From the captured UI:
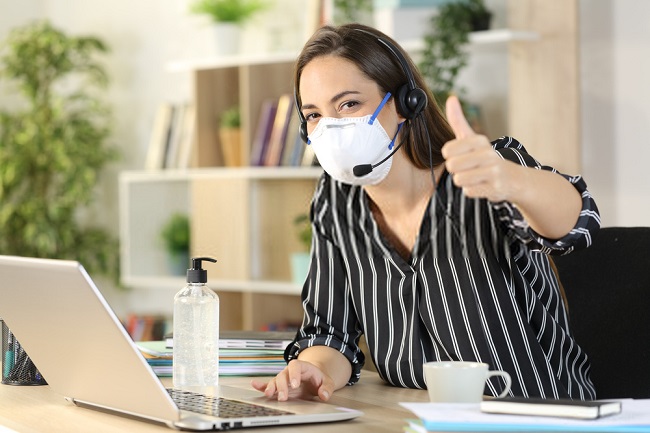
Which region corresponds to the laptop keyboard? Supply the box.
[167,389,293,419]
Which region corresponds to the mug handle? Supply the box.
[487,370,512,398]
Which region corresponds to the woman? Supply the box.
[252,23,600,402]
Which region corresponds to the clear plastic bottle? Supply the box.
[173,257,219,391]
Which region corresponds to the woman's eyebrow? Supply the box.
[300,90,362,111]
[330,90,361,104]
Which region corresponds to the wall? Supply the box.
[611,0,650,225]
[580,0,616,227]
[0,0,44,106]
[580,0,650,227]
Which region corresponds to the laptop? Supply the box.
[0,255,362,430]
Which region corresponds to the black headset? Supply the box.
[296,28,428,144]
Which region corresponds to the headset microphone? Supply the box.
[353,140,404,177]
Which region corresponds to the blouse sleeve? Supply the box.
[283,175,365,385]
[489,136,601,255]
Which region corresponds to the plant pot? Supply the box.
[167,250,190,276]
[213,23,240,56]
[290,252,310,285]
[219,127,243,167]
[471,11,492,32]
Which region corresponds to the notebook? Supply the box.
[0,256,362,430]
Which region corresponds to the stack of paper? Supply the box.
[216,331,295,350]
[138,331,294,378]
[400,400,650,432]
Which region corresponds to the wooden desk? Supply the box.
[0,372,428,432]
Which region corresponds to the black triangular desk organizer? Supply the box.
[1,320,47,386]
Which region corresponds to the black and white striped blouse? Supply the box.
[285,136,601,399]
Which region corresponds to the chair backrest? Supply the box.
[553,227,650,399]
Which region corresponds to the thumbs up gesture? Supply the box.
[441,95,514,202]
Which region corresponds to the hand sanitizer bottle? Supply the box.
[173,257,219,391]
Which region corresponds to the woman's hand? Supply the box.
[441,95,583,239]
[441,95,518,203]
[251,359,336,402]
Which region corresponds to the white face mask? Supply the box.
[307,93,402,186]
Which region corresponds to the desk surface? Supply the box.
[0,372,428,432]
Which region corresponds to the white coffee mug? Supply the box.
[423,361,511,403]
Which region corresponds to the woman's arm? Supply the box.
[499,163,582,239]
[252,175,362,401]
[442,96,583,240]
[296,345,353,390]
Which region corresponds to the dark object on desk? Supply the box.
[1,320,47,386]
[553,226,650,399]
[480,397,622,420]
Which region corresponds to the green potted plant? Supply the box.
[190,0,267,56]
[419,0,492,106]
[160,213,191,276]
[333,0,373,25]
[219,105,242,166]
[0,20,119,283]
[290,213,311,285]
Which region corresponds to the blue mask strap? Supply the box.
[388,121,404,150]
[368,92,392,125]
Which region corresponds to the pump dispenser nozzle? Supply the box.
[186,257,217,283]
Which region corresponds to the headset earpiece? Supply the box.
[294,88,310,144]
[299,118,309,144]
[396,84,427,120]
[361,29,428,120]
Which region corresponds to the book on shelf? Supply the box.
[480,397,622,420]
[144,102,196,170]
[176,104,196,169]
[264,93,293,166]
[250,98,278,166]
[164,103,187,169]
[282,109,306,167]
[144,102,174,170]
[125,314,171,342]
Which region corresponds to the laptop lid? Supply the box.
[0,256,362,430]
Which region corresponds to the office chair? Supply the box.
[553,226,650,399]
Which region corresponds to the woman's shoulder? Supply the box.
[491,136,541,168]
[491,136,527,152]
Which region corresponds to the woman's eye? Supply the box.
[305,112,320,122]
[340,100,360,112]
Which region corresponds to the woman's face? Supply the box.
[298,55,404,138]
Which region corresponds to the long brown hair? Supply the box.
[294,23,454,169]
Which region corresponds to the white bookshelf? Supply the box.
[166,51,298,73]
[167,29,539,73]
[400,28,539,52]
[119,167,322,294]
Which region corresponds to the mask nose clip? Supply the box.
[325,122,356,130]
